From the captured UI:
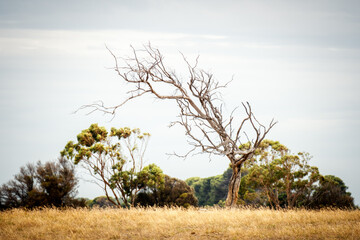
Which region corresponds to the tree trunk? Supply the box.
[225,164,242,207]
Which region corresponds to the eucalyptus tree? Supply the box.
[61,124,164,208]
[244,140,320,209]
[80,45,276,206]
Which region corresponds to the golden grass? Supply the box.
[1,207,359,240]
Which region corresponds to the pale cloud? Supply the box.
[0,29,229,58]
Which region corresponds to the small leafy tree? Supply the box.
[243,140,320,209]
[306,175,355,209]
[61,124,164,208]
[135,175,198,208]
[0,158,82,210]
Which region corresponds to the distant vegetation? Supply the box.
[86,175,198,209]
[86,196,117,208]
[0,126,355,210]
[135,175,198,208]
[60,124,197,209]
[186,140,355,209]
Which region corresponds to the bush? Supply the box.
[135,175,198,208]
[0,157,83,210]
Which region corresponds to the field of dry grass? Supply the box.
[1,207,359,239]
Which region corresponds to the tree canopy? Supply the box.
[135,175,198,208]
[242,140,320,209]
[306,175,355,209]
[187,140,355,209]
[0,158,84,210]
[186,169,232,206]
[61,124,164,208]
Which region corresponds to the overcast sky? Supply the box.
[0,0,359,204]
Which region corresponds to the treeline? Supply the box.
[0,124,199,210]
[59,124,198,209]
[85,174,199,209]
[0,161,198,210]
[186,140,355,209]
[0,123,356,210]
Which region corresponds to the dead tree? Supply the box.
[81,44,276,207]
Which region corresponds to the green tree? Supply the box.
[306,175,355,209]
[186,140,355,209]
[86,196,118,208]
[0,158,83,210]
[236,167,267,207]
[61,124,164,208]
[186,168,232,206]
[243,140,320,209]
[135,175,198,208]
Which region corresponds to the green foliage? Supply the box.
[242,140,321,209]
[61,124,162,208]
[0,158,83,210]
[187,140,354,209]
[305,175,355,209]
[86,196,120,208]
[135,175,198,208]
[137,164,165,189]
[186,168,233,206]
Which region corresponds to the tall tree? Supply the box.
[61,124,164,208]
[81,45,276,206]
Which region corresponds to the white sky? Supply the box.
[0,0,359,204]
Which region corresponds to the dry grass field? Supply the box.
[1,207,359,240]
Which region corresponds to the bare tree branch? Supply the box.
[79,44,277,207]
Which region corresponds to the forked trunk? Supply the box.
[225,164,242,207]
